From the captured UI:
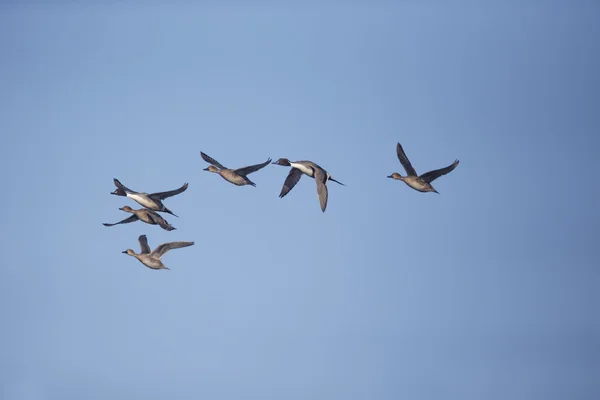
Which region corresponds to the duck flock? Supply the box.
[104,142,459,270]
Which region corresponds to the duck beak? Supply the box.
[387,175,394,178]
[203,167,210,171]
[121,250,128,254]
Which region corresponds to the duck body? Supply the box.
[111,178,188,217]
[272,158,344,212]
[131,254,166,270]
[103,206,176,231]
[122,235,194,270]
[388,143,459,194]
[216,168,257,186]
[201,151,271,187]
[388,174,438,193]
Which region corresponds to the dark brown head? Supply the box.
[272,158,291,167]
[111,188,126,196]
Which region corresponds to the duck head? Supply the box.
[272,158,291,167]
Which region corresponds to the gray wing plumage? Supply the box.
[420,160,460,183]
[201,152,227,170]
[279,168,303,198]
[151,183,189,200]
[234,158,272,176]
[152,241,194,258]
[146,211,166,225]
[102,214,139,227]
[138,235,152,254]
[314,168,328,212]
[396,143,418,176]
[147,212,175,231]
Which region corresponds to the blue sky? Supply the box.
[1,2,599,399]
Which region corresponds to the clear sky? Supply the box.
[1,2,599,399]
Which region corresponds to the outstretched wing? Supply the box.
[138,235,152,254]
[420,159,460,183]
[314,168,328,212]
[151,182,189,200]
[152,241,194,258]
[234,158,272,176]
[396,143,418,177]
[200,152,227,170]
[102,214,139,227]
[279,168,303,198]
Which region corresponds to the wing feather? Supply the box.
[200,152,227,170]
[420,160,460,183]
[138,235,152,254]
[279,168,303,198]
[396,143,418,176]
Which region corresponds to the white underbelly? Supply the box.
[291,163,313,176]
[127,193,156,209]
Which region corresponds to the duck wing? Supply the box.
[396,143,418,177]
[151,182,189,200]
[152,241,194,258]
[147,212,175,231]
[420,160,460,183]
[200,152,227,170]
[102,214,139,227]
[138,235,152,254]
[234,158,272,176]
[314,168,328,212]
[279,168,303,198]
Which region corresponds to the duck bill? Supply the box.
[387,175,394,178]
[203,167,210,171]
[121,250,128,254]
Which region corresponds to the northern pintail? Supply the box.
[122,234,194,270]
[103,206,176,231]
[272,158,344,212]
[111,178,188,217]
[388,143,459,193]
[201,151,271,187]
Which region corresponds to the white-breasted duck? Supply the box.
[272,158,344,212]
[201,151,271,187]
[111,178,188,217]
[388,143,459,193]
